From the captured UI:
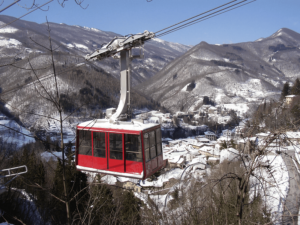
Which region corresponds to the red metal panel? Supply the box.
[93,157,107,170]
[151,157,158,170]
[108,159,124,172]
[77,126,140,135]
[126,161,143,174]
[145,161,152,177]
[77,154,93,168]
[157,154,164,167]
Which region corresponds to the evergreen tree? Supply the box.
[119,191,141,224]
[291,78,300,95]
[281,82,290,99]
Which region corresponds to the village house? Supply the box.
[169,140,182,147]
[197,137,210,143]
[123,181,142,192]
[189,142,205,149]
[285,132,300,145]
[201,105,211,113]
[176,111,189,118]
[204,131,217,141]
[208,106,217,114]
[198,146,220,158]
[233,126,244,138]
[222,129,232,138]
[168,156,186,169]
[199,110,208,117]
[285,95,296,107]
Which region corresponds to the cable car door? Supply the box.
[92,132,107,170]
[108,133,124,172]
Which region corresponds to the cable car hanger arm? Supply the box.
[85,30,155,61]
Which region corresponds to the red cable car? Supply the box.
[75,31,164,179]
[75,120,164,179]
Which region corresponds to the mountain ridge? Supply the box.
[140,27,300,113]
[0,15,191,85]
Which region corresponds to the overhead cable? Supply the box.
[154,0,238,34]
[156,0,256,39]
[0,0,20,13]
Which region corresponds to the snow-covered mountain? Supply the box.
[0,15,191,130]
[0,15,191,85]
[140,28,300,113]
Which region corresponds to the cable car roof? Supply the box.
[77,119,159,133]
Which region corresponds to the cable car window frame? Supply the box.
[93,132,106,158]
[143,133,150,162]
[125,134,142,162]
[156,128,162,156]
[149,131,157,159]
[78,130,92,156]
[109,133,123,160]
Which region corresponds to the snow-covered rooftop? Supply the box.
[77,119,159,132]
[204,131,216,136]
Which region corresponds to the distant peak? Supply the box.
[271,28,299,38]
[198,41,209,47]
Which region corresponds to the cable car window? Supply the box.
[156,128,162,155]
[149,131,156,159]
[149,131,156,147]
[93,132,105,158]
[144,133,149,149]
[144,133,150,162]
[78,130,92,156]
[109,133,123,160]
[125,134,142,162]
[150,146,156,159]
[156,129,162,143]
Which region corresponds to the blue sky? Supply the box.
[2,0,300,46]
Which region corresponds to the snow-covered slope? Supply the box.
[140,28,300,113]
[0,15,191,85]
[0,117,35,147]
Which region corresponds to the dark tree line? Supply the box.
[280,78,300,99]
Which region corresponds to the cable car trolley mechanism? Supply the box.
[76,31,164,180]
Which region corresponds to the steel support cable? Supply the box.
[0,0,20,13]
[154,0,238,35]
[156,0,256,38]
[156,0,255,39]
[155,0,249,39]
